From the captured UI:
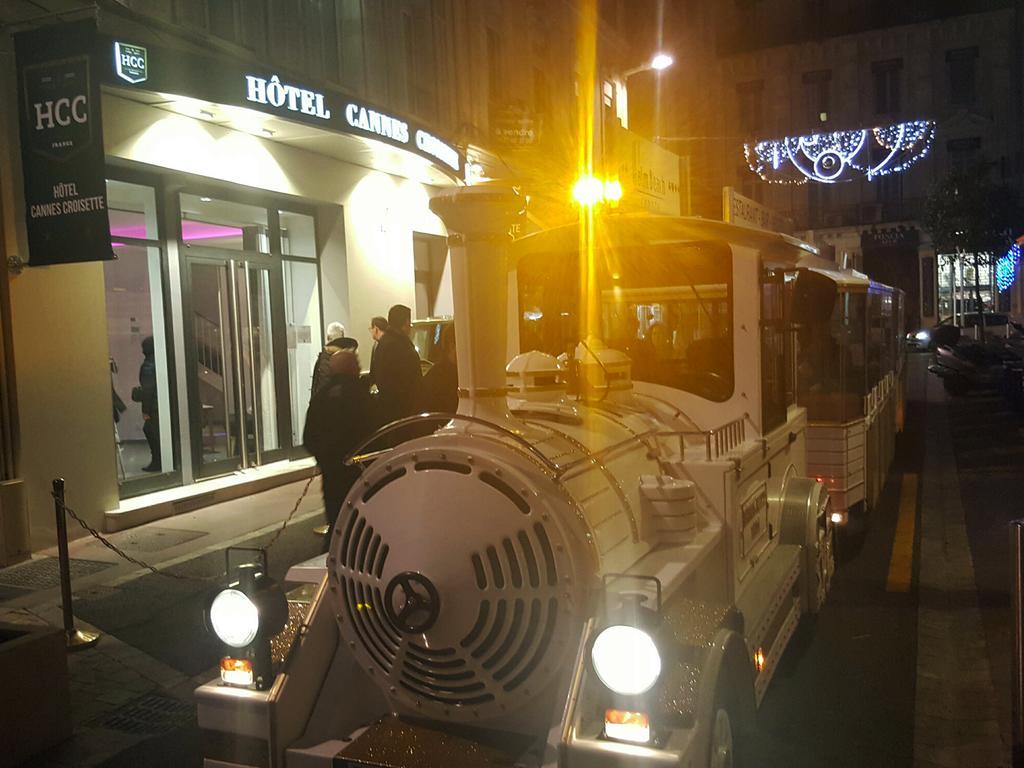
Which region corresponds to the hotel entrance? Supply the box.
[105,173,326,497]
[177,191,321,480]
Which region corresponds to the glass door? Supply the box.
[186,257,287,477]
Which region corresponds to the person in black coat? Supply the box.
[303,350,378,534]
[372,304,423,428]
[135,336,161,472]
[311,322,359,398]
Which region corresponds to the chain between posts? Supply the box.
[51,472,319,581]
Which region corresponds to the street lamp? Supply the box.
[650,53,674,72]
[622,52,675,78]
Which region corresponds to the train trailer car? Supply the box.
[795,256,906,528]
[195,187,837,768]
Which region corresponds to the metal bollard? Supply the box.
[52,478,100,652]
[1013,520,1024,767]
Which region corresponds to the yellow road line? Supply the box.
[886,473,919,592]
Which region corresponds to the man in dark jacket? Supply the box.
[368,315,387,383]
[303,350,377,535]
[373,304,423,427]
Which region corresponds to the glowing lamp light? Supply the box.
[753,647,766,673]
[650,53,674,71]
[603,179,623,203]
[591,625,662,695]
[572,175,605,207]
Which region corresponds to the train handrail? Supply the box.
[343,412,562,474]
[344,409,751,482]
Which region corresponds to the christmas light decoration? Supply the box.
[996,243,1020,293]
[745,119,936,184]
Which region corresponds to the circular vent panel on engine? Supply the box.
[327,445,586,722]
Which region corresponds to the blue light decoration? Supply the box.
[744,119,936,185]
[996,243,1021,293]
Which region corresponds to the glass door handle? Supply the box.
[243,261,262,467]
[228,261,249,469]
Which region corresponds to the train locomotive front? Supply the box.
[195,184,836,768]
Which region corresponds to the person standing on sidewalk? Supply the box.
[303,350,377,537]
[311,321,359,398]
[373,304,423,429]
[133,336,161,472]
[368,316,387,384]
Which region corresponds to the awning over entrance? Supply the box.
[97,32,464,188]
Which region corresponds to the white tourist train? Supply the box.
[194,185,885,768]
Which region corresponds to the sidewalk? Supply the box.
[913,361,1008,768]
[1,474,325,767]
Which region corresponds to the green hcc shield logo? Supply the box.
[114,42,147,84]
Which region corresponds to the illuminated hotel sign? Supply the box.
[100,38,464,178]
[114,42,147,84]
[345,103,410,142]
[344,103,461,172]
[245,75,331,120]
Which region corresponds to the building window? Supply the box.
[337,0,365,94]
[533,66,549,118]
[487,27,502,102]
[802,69,831,125]
[105,179,179,494]
[208,0,238,42]
[413,233,449,318]
[737,80,763,135]
[872,59,902,115]
[946,47,978,107]
[947,137,982,170]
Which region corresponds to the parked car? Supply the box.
[907,313,1023,350]
[410,317,453,374]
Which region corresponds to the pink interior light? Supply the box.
[108,220,243,241]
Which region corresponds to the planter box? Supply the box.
[0,623,71,767]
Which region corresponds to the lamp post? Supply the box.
[613,52,674,135]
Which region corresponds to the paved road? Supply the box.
[752,359,924,768]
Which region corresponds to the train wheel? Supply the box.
[709,707,735,768]
[780,478,834,614]
[809,500,835,613]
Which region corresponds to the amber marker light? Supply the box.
[220,657,254,687]
[754,647,766,673]
[605,709,651,744]
[603,178,623,203]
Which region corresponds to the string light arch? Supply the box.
[745,119,936,184]
[996,242,1021,293]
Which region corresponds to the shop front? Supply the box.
[1,24,463,548]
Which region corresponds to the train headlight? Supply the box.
[591,625,662,695]
[204,554,289,690]
[209,588,260,648]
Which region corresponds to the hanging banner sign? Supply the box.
[15,20,112,266]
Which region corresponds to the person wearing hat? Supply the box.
[310,321,359,397]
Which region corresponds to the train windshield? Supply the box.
[796,290,868,422]
[517,239,734,401]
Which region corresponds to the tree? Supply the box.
[923,161,1020,326]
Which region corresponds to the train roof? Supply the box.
[797,253,871,292]
[513,213,819,267]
